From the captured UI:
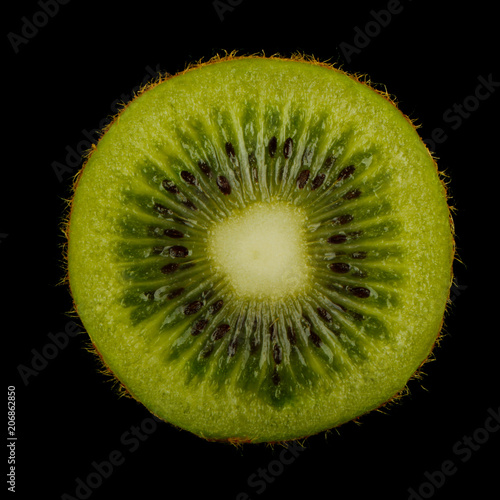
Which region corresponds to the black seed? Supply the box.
[348,286,371,298]
[324,156,336,169]
[162,179,179,194]
[143,291,155,301]
[154,203,171,216]
[164,229,184,238]
[152,246,164,255]
[332,214,354,225]
[181,170,197,185]
[338,165,356,181]
[268,136,277,157]
[216,175,231,195]
[228,338,239,357]
[329,262,351,273]
[272,369,281,386]
[352,251,367,259]
[283,137,293,159]
[309,331,322,347]
[169,245,189,258]
[297,170,310,189]
[180,262,196,271]
[317,307,332,323]
[161,262,179,274]
[287,326,296,346]
[225,142,237,161]
[167,288,184,299]
[212,324,231,341]
[328,234,347,244]
[182,199,197,211]
[273,344,282,364]
[311,173,326,190]
[198,161,212,178]
[192,319,209,335]
[201,344,214,358]
[210,300,223,315]
[184,301,203,316]
[343,188,361,200]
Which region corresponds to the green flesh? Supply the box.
[68,57,453,443]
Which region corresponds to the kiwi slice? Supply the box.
[66,54,454,443]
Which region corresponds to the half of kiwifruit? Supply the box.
[65,54,454,444]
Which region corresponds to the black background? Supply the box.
[4,1,498,499]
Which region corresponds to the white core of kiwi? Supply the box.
[207,201,311,300]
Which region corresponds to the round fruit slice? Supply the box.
[66,55,454,443]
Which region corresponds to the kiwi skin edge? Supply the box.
[61,51,456,445]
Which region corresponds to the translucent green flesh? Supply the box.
[68,57,453,442]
